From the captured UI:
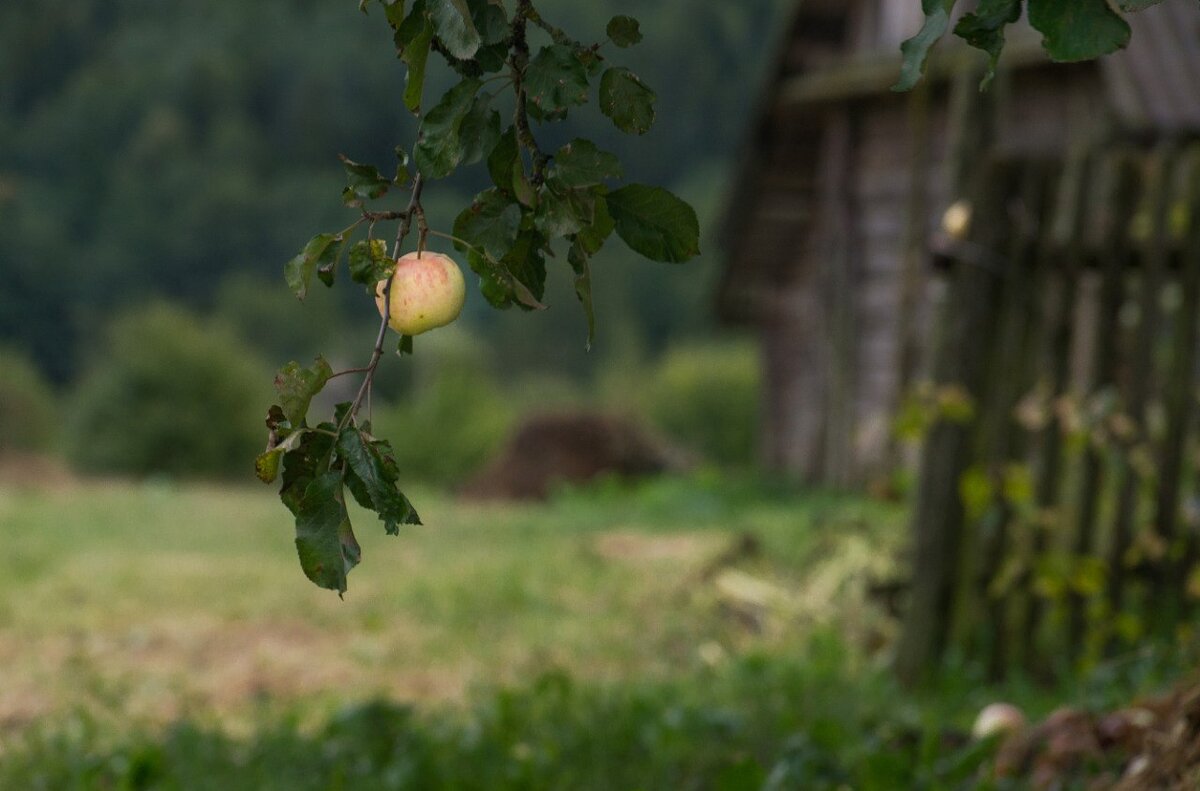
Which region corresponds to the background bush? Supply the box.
[371,329,518,488]
[0,346,57,453]
[630,340,761,468]
[64,304,270,478]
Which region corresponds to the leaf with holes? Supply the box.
[348,239,394,288]
[285,233,340,299]
[340,155,391,205]
[606,16,642,48]
[274,356,333,426]
[524,44,590,113]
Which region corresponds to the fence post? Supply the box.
[1105,146,1174,649]
[1067,152,1139,661]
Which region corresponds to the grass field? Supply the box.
[0,472,904,729]
[2,471,1191,788]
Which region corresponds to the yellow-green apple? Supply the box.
[374,251,466,335]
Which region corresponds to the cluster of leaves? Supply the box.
[268,0,700,591]
[257,357,421,594]
[897,0,1176,90]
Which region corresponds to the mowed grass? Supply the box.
[0,473,905,732]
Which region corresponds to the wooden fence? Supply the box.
[896,139,1200,682]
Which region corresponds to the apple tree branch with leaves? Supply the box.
[256,0,700,594]
[896,0,1175,90]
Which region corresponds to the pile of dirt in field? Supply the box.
[460,412,689,500]
[985,682,1200,789]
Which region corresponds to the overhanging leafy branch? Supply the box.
[895,0,1167,90]
[261,0,700,593]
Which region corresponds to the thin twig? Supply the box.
[524,4,577,47]
[337,173,426,435]
[511,0,549,185]
[328,366,371,380]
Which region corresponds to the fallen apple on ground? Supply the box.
[374,251,466,336]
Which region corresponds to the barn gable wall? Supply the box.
[727,0,1200,488]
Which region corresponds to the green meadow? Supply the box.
[1,474,1187,789]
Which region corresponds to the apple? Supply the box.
[972,702,1027,740]
[374,251,466,336]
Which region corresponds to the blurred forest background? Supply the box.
[0,0,789,480]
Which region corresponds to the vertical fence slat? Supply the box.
[1158,150,1200,628]
[1021,151,1089,673]
[1105,146,1174,647]
[1067,152,1140,661]
[896,70,997,684]
[971,166,1054,680]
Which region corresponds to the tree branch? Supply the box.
[511,0,549,185]
[337,173,426,434]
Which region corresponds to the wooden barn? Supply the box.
[719,0,1200,488]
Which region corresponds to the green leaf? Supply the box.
[468,0,508,44]
[893,0,956,92]
[338,428,421,535]
[428,0,481,59]
[487,126,520,191]
[576,190,614,254]
[606,184,700,263]
[413,78,481,178]
[453,188,521,261]
[274,356,334,427]
[317,251,337,288]
[457,92,502,166]
[339,155,391,205]
[1028,0,1130,62]
[294,471,361,594]
[348,239,394,287]
[383,0,408,28]
[599,67,655,135]
[397,3,435,114]
[535,179,596,238]
[503,231,549,310]
[552,139,622,187]
[256,429,306,484]
[278,429,335,515]
[606,16,642,47]
[464,233,548,311]
[568,239,596,348]
[284,233,339,300]
[466,248,515,309]
[954,0,1023,87]
[524,44,590,113]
